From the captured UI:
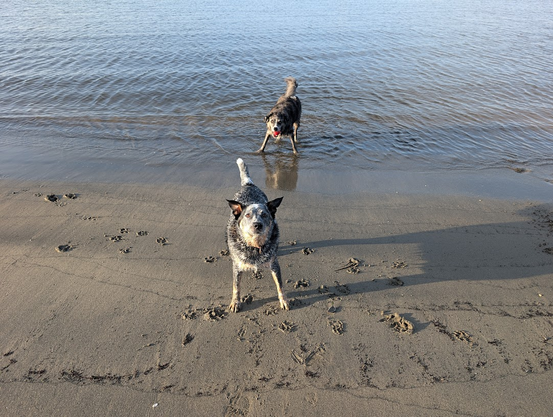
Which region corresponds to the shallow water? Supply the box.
[1,0,553,185]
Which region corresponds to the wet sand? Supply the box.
[1,174,553,416]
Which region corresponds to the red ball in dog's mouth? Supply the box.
[273,131,281,137]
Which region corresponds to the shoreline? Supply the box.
[1,152,551,201]
[1,175,553,416]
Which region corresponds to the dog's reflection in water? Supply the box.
[262,154,299,192]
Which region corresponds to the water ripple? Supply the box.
[1,0,552,181]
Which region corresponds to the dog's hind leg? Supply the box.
[270,259,289,310]
[257,132,272,153]
[229,267,243,312]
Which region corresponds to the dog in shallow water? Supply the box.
[257,77,302,154]
[226,158,288,312]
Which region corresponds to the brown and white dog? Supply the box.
[257,77,302,154]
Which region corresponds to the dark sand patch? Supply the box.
[55,244,74,253]
[44,194,58,202]
[388,276,404,286]
[294,279,310,289]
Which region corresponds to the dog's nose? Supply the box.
[273,126,279,131]
[253,222,263,231]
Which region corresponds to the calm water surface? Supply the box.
[1,0,552,185]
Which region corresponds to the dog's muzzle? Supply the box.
[253,222,263,232]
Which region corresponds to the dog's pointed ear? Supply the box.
[264,113,272,123]
[267,197,283,217]
[227,200,243,219]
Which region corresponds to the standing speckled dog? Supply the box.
[226,158,289,312]
[257,77,302,154]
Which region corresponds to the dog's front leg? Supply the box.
[257,132,272,153]
[291,124,299,154]
[270,259,289,310]
[229,266,243,312]
[289,136,298,154]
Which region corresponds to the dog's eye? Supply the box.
[245,213,251,218]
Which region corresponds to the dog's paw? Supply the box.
[229,300,242,313]
[279,296,290,311]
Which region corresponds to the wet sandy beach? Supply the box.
[1,170,552,416]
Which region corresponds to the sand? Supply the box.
[1,174,553,416]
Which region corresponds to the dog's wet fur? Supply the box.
[258,77,302,154]
[226,158,288,312]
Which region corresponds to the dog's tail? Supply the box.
[236,158,254,186]
[284,77,297,97]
